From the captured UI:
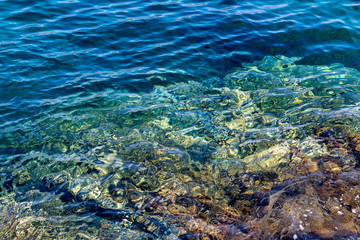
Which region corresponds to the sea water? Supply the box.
[1,1,360,239]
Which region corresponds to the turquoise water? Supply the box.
[1,1,360,239]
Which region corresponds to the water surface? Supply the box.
[1,0,360,239]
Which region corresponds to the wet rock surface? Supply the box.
[2,56,360,239]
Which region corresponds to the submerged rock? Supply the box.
[3,56,360,239]
[248,171,360,239]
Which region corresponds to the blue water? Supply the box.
[1,0,360,126]
[1,0,360,239]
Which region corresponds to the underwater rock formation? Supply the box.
[2,56,360,239]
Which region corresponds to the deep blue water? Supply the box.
[1,0,360,126]
[2,0,360,239]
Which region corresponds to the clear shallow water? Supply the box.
[1,0,360,239]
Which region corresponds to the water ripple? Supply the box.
[1,5,360,235]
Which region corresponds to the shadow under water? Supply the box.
[2,56,360,239]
